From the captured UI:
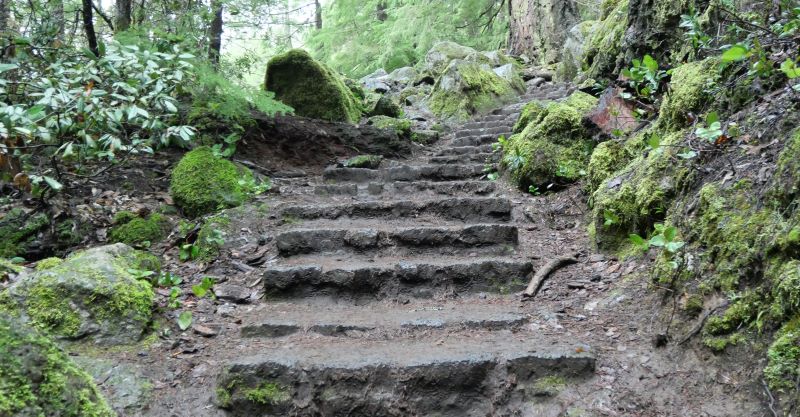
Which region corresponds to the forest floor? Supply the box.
[59,83,775,417]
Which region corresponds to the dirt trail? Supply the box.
[82,83,769,417]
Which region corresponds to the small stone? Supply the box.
[214,284,250,304]
[192,324,218,337]
[589,254,605,263]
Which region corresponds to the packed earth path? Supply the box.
[87,83,770,417]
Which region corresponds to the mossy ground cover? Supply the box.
[109,212,171,247]
[0,314,115,417]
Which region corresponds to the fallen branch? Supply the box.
[522,256,578,298]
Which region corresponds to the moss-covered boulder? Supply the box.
[265,49,361,123]
[582,0,629,80]
[429,60,522,121]
[0,208,49,258]
[1,244,157,345]
[500,91,599,189]
[0,314,115,417]
[109,212,170,247]
[170,147,255,218]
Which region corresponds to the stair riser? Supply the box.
[314,181,497,197]
[263,261,533,299]
[451,135,503,147]
[241,316,529,338]
[217,354,596,417]
[455,127,510,139]
[323,165,485,183]
[435,145,493,156]
[275,225,519,256]
[429,153,499,164]
[279,198,512,222]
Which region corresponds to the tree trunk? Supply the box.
[208,0,223,66]
[314,0,322,29]
[507,0,579,64]
[115,0,132,32]
[0,0,9,36]
[82,0,99,56]
[376,1,387,21]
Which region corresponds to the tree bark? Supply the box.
[82,0,99,57]
[314,0,322,29]
[115,0,132,32]
[208,0,223,66]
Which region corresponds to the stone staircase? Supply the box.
[214,82,591,416]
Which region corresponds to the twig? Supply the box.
[521,256,578,298]
[678,302,729,345]
[762,379,779,417]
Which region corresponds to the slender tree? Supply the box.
[82,0,99,56]
[315,0,322,29]
[115,0,132,32]
[208,0,223,66]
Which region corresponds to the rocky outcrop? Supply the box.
[429,59,524,121]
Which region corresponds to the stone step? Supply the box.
[429,152,498,164]
[240,299,529,338]
[217,333,596,416]
[262,256,532,299]
[471,114,508,123]
[452,134,507,147]
[313,180,497,197]
[455,126,510,139]
[461,120,513,130]
[278,197,512,222]
[434,144,493,156]
[323,164,485,183]
[274,224,518,256]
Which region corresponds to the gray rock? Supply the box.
[3,243,157,345]
[386,66,418,84]
[214,284,251,304]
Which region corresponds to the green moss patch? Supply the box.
[589,130,693,249]
[765,317,800,391]
[265,49,361,123]
[170,147,255,218]
[367,115,412,137]
[343,155,383,169]
[582,0,629,79]
[109,212,170,247]
[658,59,718,130]
[0,208,49,259]
[0,314,115,417]
[587,140,632,195]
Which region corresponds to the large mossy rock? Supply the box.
[265,49,361,123]
[429,60,523,121]
[500,91,599,189]
[424,41,478,75]
[170,146,255,218]
[1,244,158,345]
[0,314,115,417]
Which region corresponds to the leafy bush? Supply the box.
[0,40,197,193]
